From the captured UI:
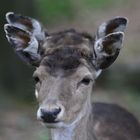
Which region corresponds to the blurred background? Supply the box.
[0,0,140,140]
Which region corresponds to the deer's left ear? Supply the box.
[93,17,128,70]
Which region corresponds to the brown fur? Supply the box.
[40,30,94,73]
[4,13,140,140]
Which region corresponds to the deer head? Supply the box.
[4,12,128,128]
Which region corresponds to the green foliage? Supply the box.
[83,0,113,9]
[79,0,132,10]
[35,0,75,24]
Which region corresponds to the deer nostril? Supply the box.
[53,108,61,116]
[40,108,61,123]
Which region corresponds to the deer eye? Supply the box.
[80,77,92,85]
[33,76,40,84]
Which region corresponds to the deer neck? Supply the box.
[50,102,93,140]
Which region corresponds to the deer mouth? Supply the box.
[44,121,65,128]
[38,115,62,127]
[42,119,60,124]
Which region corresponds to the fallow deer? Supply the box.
[4,12,140,140]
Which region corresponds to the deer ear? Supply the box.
[94,32,124,69]
[4,12,47,66]
[93,17,128,72]
[96,16,128,39]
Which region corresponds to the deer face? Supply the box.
[32,31,96,127]
[34,64,95,127]
[4,12,128,128]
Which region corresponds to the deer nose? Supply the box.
[39,107,61,123]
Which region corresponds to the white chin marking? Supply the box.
[35,90,39,98]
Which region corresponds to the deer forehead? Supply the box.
[42,30,94,59]
[38,38,95,76]
[34,64,94,85]
[43,29,93,47]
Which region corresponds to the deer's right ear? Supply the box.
[4,12,47,66]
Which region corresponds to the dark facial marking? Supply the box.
[41,47,81,73]
[40,30,94,73]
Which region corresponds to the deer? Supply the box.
[4,12,140,140]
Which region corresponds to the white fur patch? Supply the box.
[35,90,39,98]
[37,108,42,121]
[96,22,107,39]
[53,127,73,140]
[94,38,103,53]
[23,37,38,53]
[95,70,102,78]
[32,19,45,41]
